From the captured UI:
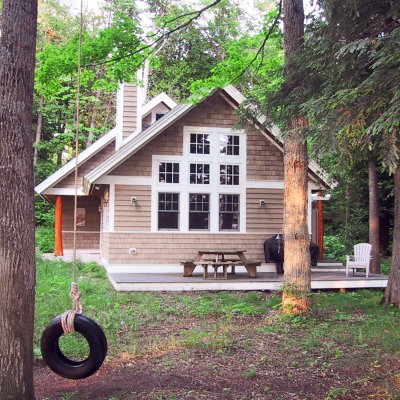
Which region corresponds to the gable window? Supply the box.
[158,193,179,230]
[189,194,210,230]
[220,164,239,185]
[190,163,210,184]
[190,133,210,155]
[159,162,179,183]
[220,134,239,155]
[219,194,240,231]
[155,113,164,121]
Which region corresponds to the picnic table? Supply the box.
[182,249,261,279]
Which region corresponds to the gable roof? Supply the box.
[222,85,335,188]
[35,92,178,195]
[35,128,117,195]
[141,92,177,117]
[36,85,335,196]
[84,85,335,192]
[83,102,197,192]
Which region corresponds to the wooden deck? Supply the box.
[108,270,388,292]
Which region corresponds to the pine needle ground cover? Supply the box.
[34,258,400,400]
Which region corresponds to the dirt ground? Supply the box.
[34,314,400,400]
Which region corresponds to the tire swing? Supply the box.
[40,1,107,379]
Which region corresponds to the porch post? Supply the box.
[54,195,64,256]
[316,199,324,260]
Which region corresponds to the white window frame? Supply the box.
[219,133,241,156]
[157,192,180,231]
[151,126,246,233]
[158,161,180,184]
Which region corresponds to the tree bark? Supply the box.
[0,1,38,399]
[368,152,381,273]
[34,97,44,166]
[282,0,311,314]
[383,162,400,307]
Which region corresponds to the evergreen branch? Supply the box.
[231,0,282,83]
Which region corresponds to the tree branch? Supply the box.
[231,0,282,83]
[87,0,224,68]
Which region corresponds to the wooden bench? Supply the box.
[180,260,195,277]
[244,260,262,278]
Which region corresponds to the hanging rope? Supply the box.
[62,0,84,334]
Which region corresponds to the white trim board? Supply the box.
[36,92,176,195]
[35,128,117,195]
[95,176,152,185]
[141,92,177,117]
[247,180,284,189]
[108,277,387,292]
[84,102,196,191]
[42,188,86,196]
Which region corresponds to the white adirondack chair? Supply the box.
[345,243,372,278]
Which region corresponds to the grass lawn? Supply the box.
[34,257,400,400]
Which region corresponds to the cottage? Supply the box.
[35,83,332,274]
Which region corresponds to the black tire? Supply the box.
[41,314,107,379]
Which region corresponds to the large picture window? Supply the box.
[220,164,240,185]
[220,134,239,155]
[190,163,210,184]
[159,162,179,183]
[190,133,210,154]
[189,194,210,230]
[219,194,239,231]
[158,193,179,230]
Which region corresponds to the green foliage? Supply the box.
[243,367,257,379]
[36,227,55,253]
[35,197,54,227]
[323,236,346,263]
[189,7,284,103]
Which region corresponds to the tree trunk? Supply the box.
[0,1,38,399]
[382,163,400,307]
[282,0,311,315]
[34,97,44,166]
[368,152,380,273]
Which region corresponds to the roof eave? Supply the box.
[84,103,195,188]
[34,128,117,195]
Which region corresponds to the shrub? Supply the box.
[35,196,54,226]
[36,226,54,253]
[324,235,345,263]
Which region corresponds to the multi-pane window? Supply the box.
[158,193,179,230]
[189,194,210,230]
[220,134,239,155]
[220,164,239,185]
[219,194,240,231]
[159,162,179,183]
[190,163,210,184]
[190,133,210,154]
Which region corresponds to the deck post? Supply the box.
[316,198,324,260]
[54,195,63,256]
